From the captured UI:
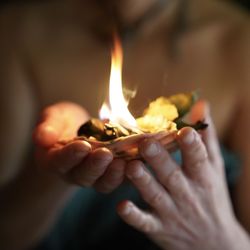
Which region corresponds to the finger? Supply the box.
[68,147,113,187]
[139,139,181,191]
[33,105,67,147]
[46,140,91,173]
[33,102,89,147]
[201,104,224,167]
[94,159,126,193]
[117,200,161,234]
[190,100,223,166]
[126,160,175,214]
[177,127,210,181]
[125,158,203,221]
[189,99,206,124]
[33,121,62,148]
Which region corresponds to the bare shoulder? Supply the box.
[0,48,36,186]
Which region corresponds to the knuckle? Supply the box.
[189,138,206,155]
[158,151,172,165]
[139,220,154,234]
[182,193,196,206]
[127,164,139,178]
[140,171,151,186]
[188,151,208,171]
[191,157,207,171]
[166,169,182,188]
[187,199,201,215]
[147,191,165,207]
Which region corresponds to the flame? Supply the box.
[99,36,137,127]
[99,103,111,120]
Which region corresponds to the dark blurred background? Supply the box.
[0,0,250,11]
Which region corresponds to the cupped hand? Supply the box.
[117,101,243,250]
[33,102,125,193]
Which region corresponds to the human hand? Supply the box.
[117,101,245,250]
[33,102,126,193]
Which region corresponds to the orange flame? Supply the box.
[99,36,136,127]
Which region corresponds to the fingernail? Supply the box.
[180,129,196,145]
[128,167,144,179]
[143,141,160,157]
[123,204,132,215]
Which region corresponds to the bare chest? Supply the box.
[34,32,237,140]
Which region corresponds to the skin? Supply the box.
[117,101,250,249]
[0,0,249,249]
[33,102,126,192]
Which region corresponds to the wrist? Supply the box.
[232,221,250,250]
[220,219,250,250]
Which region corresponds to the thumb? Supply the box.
[190,100,223,167]
[32,104,67,148]
[33,122,60,148]
[33,102,90,148]
[189,99,208,123]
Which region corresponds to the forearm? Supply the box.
[236,223,250,250]
[224,220,250,250]
[0,161,77,250]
